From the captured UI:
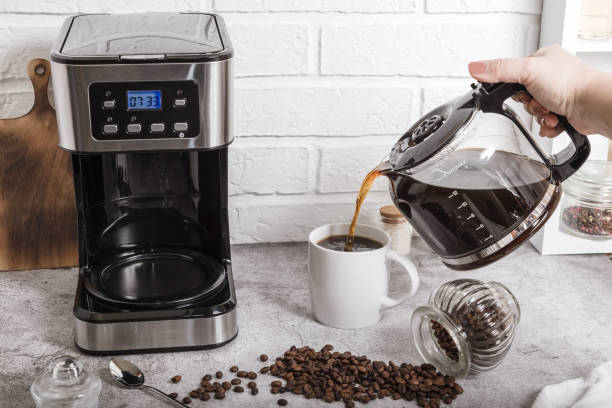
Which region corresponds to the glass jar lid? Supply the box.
[31,356,101,407]
[563,160,612,203]
[379,205,407,224]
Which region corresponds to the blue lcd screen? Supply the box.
[127,90,162,110]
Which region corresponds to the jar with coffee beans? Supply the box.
[411,279,520,378]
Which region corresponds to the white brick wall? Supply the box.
[0,0,542,243]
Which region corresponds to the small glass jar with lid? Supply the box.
[559,160,612,240]
[411,279,520,378]
[378,205,412,255]
[31,355,102,408]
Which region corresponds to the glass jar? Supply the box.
[378,205,412,255]
[560,160,612,240]
[31,356,102,408]
[578,0,612,40]
[411,279,520,378]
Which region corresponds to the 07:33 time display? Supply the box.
[126,90,162,110]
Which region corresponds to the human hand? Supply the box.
[468,45,598,137]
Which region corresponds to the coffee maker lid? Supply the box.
[51,13,232,64]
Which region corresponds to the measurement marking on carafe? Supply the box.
[457,202,468,210]
[484,234,494,241]
[475,224,484,231]
[448,190,458,199]
[466,213,475,220]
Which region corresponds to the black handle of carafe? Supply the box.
[477,82,591,183]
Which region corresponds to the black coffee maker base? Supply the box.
[72,264,238,354]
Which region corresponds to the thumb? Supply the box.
[468,57,529,84]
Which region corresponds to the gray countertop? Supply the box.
[0,239,610,408]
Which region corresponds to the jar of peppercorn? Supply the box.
[411,279,520,378]
[559,160,612,240]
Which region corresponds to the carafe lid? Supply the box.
[387,87,479,173]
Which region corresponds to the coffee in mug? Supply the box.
[317,235,382,252]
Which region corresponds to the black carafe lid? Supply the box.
[387,88,478,173]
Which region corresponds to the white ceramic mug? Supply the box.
[308,223,419,329]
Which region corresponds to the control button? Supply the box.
[103,124,118,135]
[173,122,188,132]
[150,123,165,133]
[173,98,187,107]
[126,123,142,134]
[102,100,116,109]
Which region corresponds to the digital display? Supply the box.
[127,90,162,110]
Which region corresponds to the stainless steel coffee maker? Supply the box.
[50,13,237,354]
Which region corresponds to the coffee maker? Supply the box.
[50,13,237,354]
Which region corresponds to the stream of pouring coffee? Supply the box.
[344,164,384,251]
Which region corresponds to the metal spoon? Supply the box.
[109,357,190,407]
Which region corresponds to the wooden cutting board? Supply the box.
[0,58,77,271]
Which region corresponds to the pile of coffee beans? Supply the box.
[166,345,465,407]
[260,344,463,407]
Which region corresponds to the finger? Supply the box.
[541,113,559,128]
[468,57,530,83]
[539,125,563,138]
[527,98,550,115]
[524,102,537,116]
[512,92,532,104]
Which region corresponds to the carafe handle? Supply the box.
[477,82,590,182]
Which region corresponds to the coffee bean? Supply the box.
[168,392,178,399]
[247,381,257,388]
[237,370,248,378]
[247,371,257,379]
[215,371,223,379]
[278,398,288,406]
[214,391,225,400]
[271,381,282,387]
[231,378,241,385]
[182,397,191,404]
[234,386,245,393]
[222,381,231,390]
[251,387,259,395]
[260,354,269,362]
[230,365,239,372]
[203,374,212,381]
[200,392,210,401]
[170,375,181,384]
[189,390,199,398]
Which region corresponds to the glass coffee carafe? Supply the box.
[381,82,590,270]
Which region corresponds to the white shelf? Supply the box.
[531,0,612,255]
[576,37,612,53]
